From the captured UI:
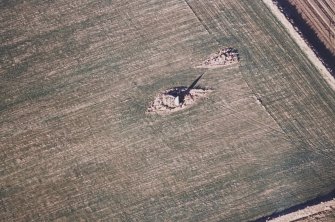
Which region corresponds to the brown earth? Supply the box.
[262,0,335,91]
[286,0,335,55]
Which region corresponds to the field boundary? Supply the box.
[253,189,335,221]
[262,0,335,91]
[268,198,335,222]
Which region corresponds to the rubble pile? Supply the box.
[147,87,212,115]
[198,47,239,68]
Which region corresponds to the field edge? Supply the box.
[261,0,335,91]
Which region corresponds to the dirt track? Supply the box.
[269,199,335,222]
[262,0,335,91]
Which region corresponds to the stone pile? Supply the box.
[147,87,211,115]
[198,47,239,68]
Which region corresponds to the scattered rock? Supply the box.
[197,47,239,68]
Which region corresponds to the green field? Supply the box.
[1,0,335,221]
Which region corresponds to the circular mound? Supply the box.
[147,87,212,115]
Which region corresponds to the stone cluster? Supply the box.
[147,87,211,114]
[199,47,239,68]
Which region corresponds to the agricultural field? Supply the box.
[272,0,335,74]
[1,0,335,221]
[284,0,335,55]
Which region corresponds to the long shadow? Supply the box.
[274,0,335,76]
[251,189,335,222]
[166,73,205,104]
